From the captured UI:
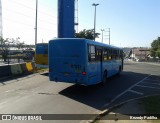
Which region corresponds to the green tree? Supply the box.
[75,29,100,40]
[0,37,25,62]
[150,37,160,58]
[0,37,14,62]
[14,37,25,50]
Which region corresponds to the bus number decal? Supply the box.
[70,64,81,73]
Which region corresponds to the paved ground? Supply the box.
[0,61,159,123]
[95,61,160,123]
[103,74,160,109]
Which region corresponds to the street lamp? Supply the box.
[34,0,38,63]
[101,29,105,43]
[35,0,38,47]
[92,3,99,41]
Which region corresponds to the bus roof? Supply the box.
[49,38,122,50]
[36,43,48,45]
[85,39,122,50]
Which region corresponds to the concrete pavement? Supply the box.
[0,61,159,123]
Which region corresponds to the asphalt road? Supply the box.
[0,61,160,123]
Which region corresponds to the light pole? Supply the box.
[101,29,105,43]
[34,0,38,63]
[105,28,110,45]
[92,3,99,41]
[35,0,38,48]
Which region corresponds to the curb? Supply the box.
[89,94,160,123]
[0,70,48,86]
[126,61,160,66]
[142,62,160,66]
[0,76,12,81]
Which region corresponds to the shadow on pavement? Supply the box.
[0,73,33,85]
[40,72,49,76]
[0,72,49,85]
[59,71,149,111]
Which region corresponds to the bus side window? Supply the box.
[113,50,118,60]
[112,50,115,60]
[95,47,102,61]
[44,48,48,54]
[103,49,108,61]
[108,49,112,60]
[118,50,121,60]
[120,50,123,59]
[88,45,96,62]
[113,50,117,60]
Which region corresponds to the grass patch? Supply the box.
[142,95,160,123]
[151,121,160,123]
[34,68,48,73]
[142,95,160,114]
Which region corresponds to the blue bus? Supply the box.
[35,43,48,68]
[49,38,123,85]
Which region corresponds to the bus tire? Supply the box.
[117,66,121,75]
[101,71,107,85]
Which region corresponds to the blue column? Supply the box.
[58,0,75,38]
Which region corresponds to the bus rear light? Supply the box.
[82,72,87,75]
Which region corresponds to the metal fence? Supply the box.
[0,55,34,65]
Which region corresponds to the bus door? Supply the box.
[96,48,103,82]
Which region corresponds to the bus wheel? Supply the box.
[117,66,121,75]
[101,71,107,85]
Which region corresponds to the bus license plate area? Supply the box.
[63,73,70,76]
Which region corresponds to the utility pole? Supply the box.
[74,0,79,33]
[105,28,110,45]
[108,28,110,45]
[35,0,38,48]
[92,3,99,41]
[0,0,3,38]
[101,29,105,43]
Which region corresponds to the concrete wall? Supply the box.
[0,62,35,78]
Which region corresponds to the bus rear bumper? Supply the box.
[49,75,88,85]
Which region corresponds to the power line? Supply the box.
[36,19,57,25]
[38,10,57,19]
[3,0,57,41]
[5,0,57,18]
[3,17,34,28]
[3,8,57,26]
[3,8,34,18]
[4,17,57,33]
[5,0,35,10]
[38,25,57,31]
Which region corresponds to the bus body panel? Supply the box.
[49,38,123,86]
[49,39,89,85]
[87,62,100,84]
[35,43,48,67]
[102,61,113,77]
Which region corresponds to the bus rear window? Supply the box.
[51,41,83,58]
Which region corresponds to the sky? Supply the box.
[1,0,160,47]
